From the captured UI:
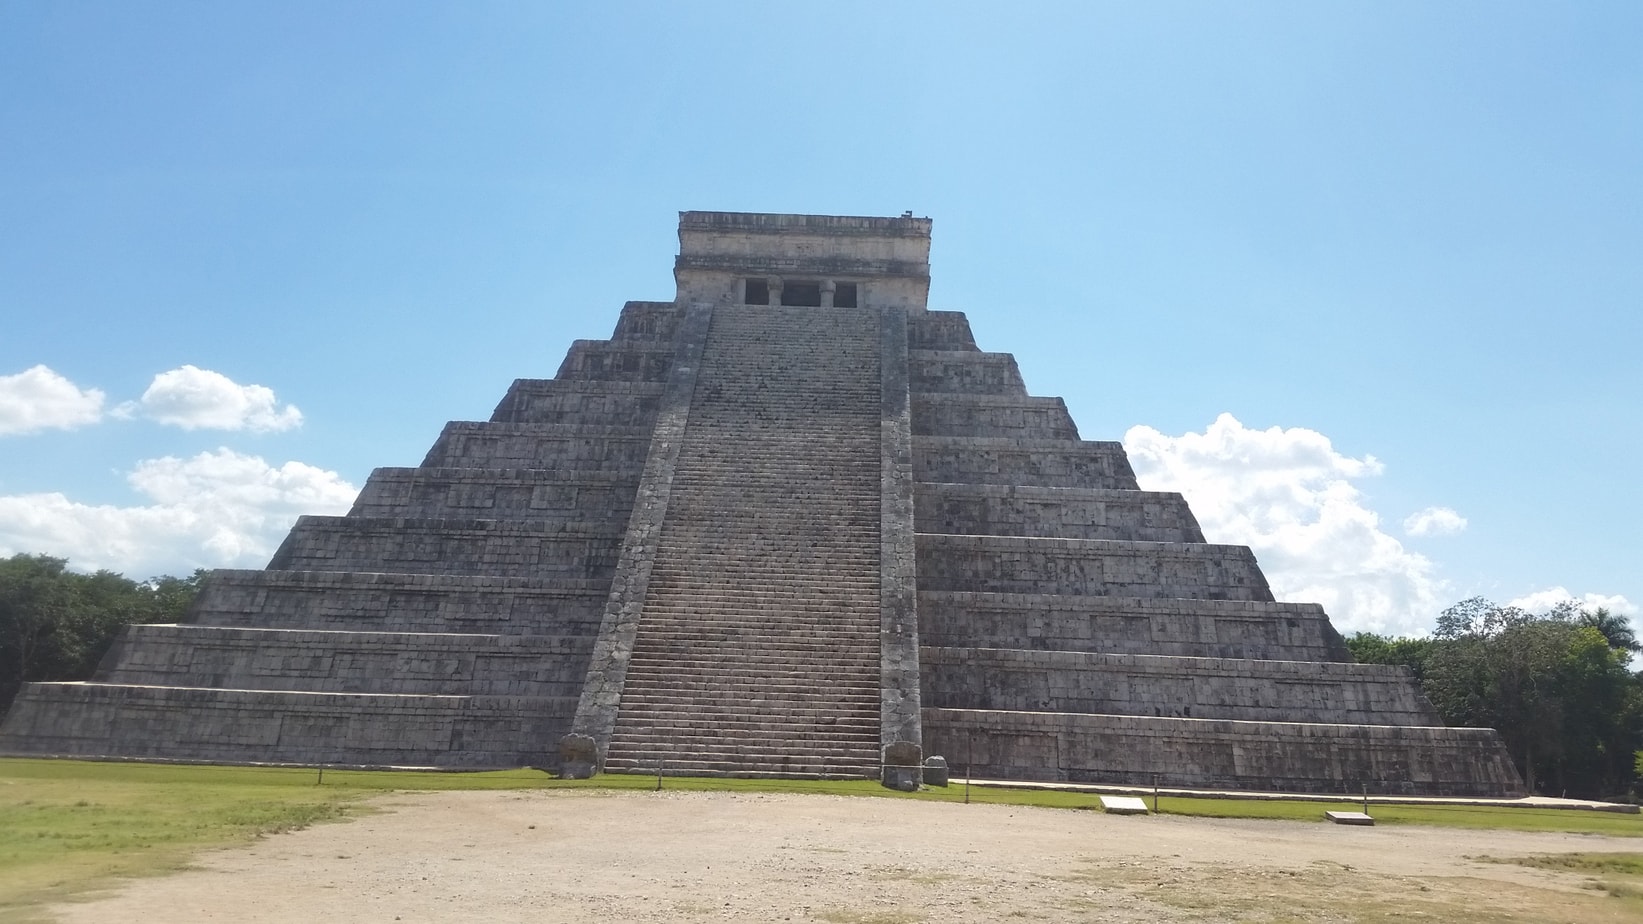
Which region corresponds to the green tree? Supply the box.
[0,554,205,713]
[1421,597,1641,797]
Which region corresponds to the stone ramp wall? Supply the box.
[923,708,1523,796]
[917,591,1350,661]
[915,483,1204,543]
[98,625,592,698]
[916,534,1274,599]
[0,684,567,768]
[921,647,1439,726]
[187,570,608,636]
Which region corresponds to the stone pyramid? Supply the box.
[0,211,1523,795]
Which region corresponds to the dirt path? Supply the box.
[48,790,1643,923]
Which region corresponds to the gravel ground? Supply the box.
[48,789,1643,923]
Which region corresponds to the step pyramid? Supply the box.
[0,211,1523,795]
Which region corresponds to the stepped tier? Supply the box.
[913,393,1080,440]
[908,350,1027,395]
[915,534,1274,599]
[924,708,1523,797]
[915,483,1204,543]
[2,685,565,768]
[489,380,667,428]
[913,436,1139,489]
[921,647,1439,726]
[349,467,639,522]
[97,625,591,698]
[917,591,1350,662]
[268,516,623,581]
[188,570,608,635]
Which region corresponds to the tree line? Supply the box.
[1350,597,1642,800]
[0,553,203,714]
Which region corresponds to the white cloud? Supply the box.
[1125,412,1446,636]
[123,365,303,432]
[0,365,105,436]
[1508,587,1639,619]
[1403,506,1468,537]
[0,448,356,575]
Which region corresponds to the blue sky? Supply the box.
[1,2,1637,636]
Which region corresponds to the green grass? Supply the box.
[3,757,1642,920]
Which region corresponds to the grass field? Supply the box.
[4,758,1641,920]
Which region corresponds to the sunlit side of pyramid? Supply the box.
[0,211,1523,796]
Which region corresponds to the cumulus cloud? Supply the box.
[1508,587,1639,618]
[0,448,356,575]
[0,365,105,436]
[120,365,303,432]
[1125,412,1445,636]
[1403,506,1468,537]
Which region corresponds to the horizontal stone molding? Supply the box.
[923,707,1523,797]
[914,482,1205,543]
[921,647,1440,726]
[916,534,1274,600]
[917,591,1349,661]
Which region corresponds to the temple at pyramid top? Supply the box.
[0,209,1525,797]
[674,210,932,312]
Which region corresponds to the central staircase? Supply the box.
[602,305,884,777]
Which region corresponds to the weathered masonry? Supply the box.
[0,211,1523,796]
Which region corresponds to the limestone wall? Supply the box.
[916,534,1274,599]
[923,708,1523,796]
[917,591,1350,661]
[189,571,607,636]
[915,483,1204,543]
[99,625,592,698]
[913,394,1080,440]
[914,436,1139,489]
[921,647,1439,725]
[0,684,566,768]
